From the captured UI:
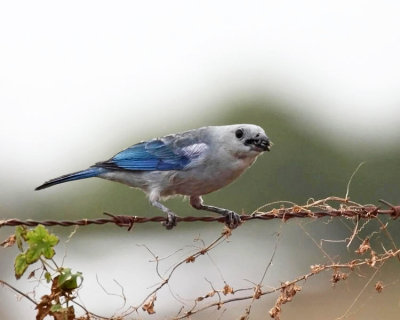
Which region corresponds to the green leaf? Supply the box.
[15,253,29,279]
[25,225,59,263]
[50,304,62,312]
[57,268,83,290]
[44,271,52,283]
[15,226,27,251]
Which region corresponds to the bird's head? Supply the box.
[217,124,271,158]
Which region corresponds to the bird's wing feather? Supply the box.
[95,137,208,171]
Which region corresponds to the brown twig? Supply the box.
[1,197,399,320]
[174,248,400,319]
[0,279,38,306]
[120,230,230,318]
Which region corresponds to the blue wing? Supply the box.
[95,138,207,171]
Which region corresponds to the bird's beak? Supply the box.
[255,137,271,151]
[245,134,272,152]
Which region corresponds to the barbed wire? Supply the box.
[0,198,398,230]
[1,196,399,319]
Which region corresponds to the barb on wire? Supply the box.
[0,197,399,229]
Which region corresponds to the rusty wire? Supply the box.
[1,198,399,320]
[1,200,398,230]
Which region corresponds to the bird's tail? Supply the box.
[35,167,105,190]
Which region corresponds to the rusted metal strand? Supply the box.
[0,205,398,229]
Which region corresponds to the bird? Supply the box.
[36,124,271,229]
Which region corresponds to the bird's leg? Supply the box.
[190,195,242,229]
[150,199,177,230]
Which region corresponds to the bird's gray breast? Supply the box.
[168,154,257,196]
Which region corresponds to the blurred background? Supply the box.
[1,1,399,319]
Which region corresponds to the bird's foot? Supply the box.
[162,211,178,230]
[223,211,242,229]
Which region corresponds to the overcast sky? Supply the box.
[1,0,399,188]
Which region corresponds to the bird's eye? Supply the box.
[235,129,244,139]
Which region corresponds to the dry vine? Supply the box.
[1,196,399,320]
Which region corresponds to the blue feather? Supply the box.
[97,139,192,171]
[35,167,105,190]
[36,136,208,191]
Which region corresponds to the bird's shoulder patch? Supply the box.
[180,143,208,157]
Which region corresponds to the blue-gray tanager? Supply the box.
[36,124,271,229]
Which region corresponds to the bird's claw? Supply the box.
[162,212,178,230]
[223,211,242,229]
